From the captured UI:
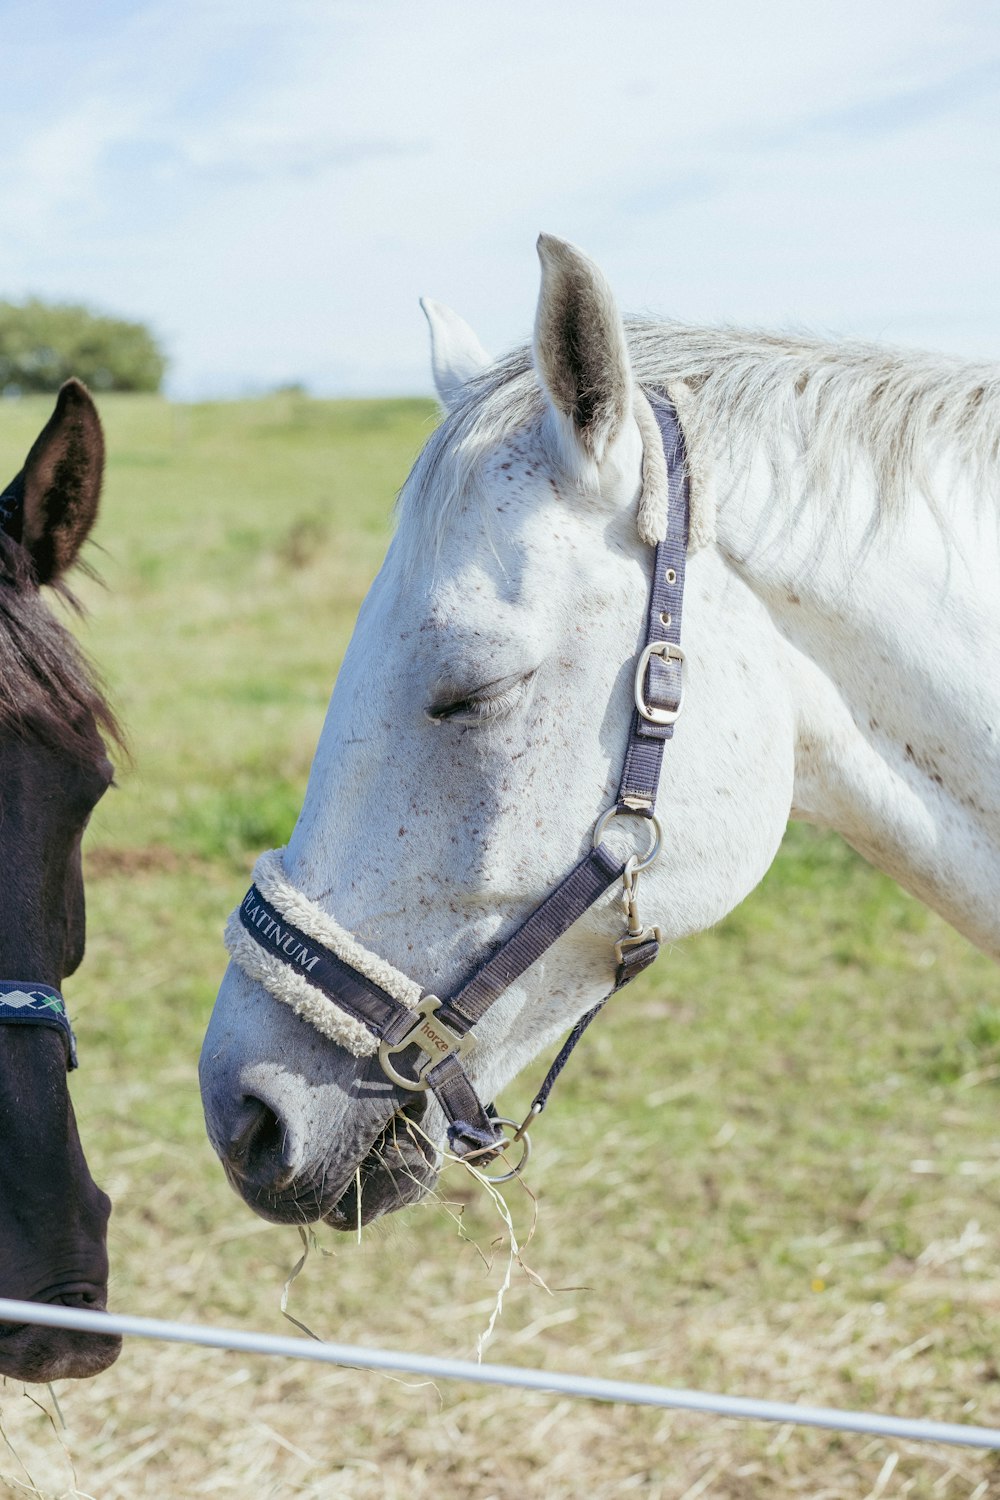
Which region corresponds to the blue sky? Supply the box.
[1,1,997,397]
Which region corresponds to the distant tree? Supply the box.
[0,299,166,394]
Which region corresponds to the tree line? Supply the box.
[0,299,166,394]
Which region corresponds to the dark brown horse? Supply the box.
[0,381,121,1381]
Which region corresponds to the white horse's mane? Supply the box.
[400,319,1000,554]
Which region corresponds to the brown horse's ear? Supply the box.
[16,379,104,585]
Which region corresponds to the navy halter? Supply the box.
[235,391,689,1173]
[0,982,78,1069]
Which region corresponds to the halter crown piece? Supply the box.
[225,391,689,1179]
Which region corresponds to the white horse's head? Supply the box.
[200,236,798,1226]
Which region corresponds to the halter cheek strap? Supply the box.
[0,982,78,1069]
[224,391,689,1174]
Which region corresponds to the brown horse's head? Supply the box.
[0,382,122,1380]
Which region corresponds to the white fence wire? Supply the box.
[1,1297,998,1451]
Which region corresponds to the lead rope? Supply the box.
[512,998,609,1144]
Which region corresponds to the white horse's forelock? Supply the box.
[397,319,1000,567]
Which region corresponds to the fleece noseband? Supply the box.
[226,391,689,1177]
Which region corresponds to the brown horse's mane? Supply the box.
[0,535,121,763]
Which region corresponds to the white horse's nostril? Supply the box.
[225,1097,298,1191]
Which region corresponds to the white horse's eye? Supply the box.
[426,669,536,725]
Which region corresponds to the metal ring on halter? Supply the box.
[463,1118,531,1183]
[592,805,663,875]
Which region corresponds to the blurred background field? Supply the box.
[1,393,999,1499]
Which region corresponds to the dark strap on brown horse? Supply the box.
[0,982,77,1069]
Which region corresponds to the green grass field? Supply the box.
[1,392,999,1499]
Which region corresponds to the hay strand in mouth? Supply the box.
[355,1166,363,1246]
[273,1122,550,1380]
[279,1228,323,1343]
[465,1165,519,1362]
[401,1115,550,1356]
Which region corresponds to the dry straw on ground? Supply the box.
[3,1114,1000,1500]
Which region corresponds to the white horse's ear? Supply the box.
[533,233,632,467]
[420,298,491,410]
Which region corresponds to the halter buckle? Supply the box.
[378,995,476,1092]
[634,639,685,725]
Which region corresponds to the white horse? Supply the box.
[200,235,1000,1228]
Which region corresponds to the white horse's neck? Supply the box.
[713,439,1000,958]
